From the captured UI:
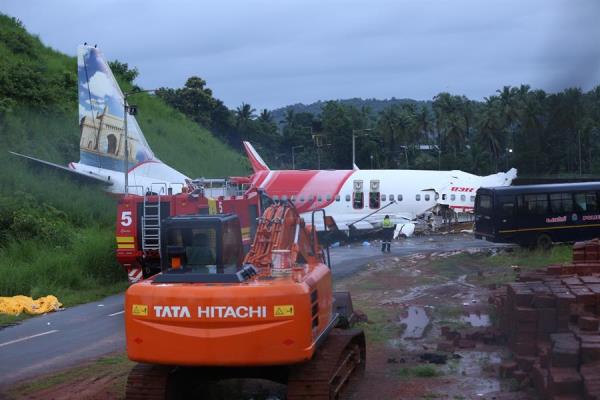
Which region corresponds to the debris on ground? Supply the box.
[489,239,600,399]
[0,295,62,315]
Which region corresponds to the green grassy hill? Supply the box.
[0,14,249,315]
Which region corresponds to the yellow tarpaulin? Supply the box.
[0,295,62,316]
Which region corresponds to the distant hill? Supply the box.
[271,97,433,125]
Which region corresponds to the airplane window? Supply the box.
[382,194,387,202]
[326,194,332,201]
[345,194,351,202]
[300,196,305,202]
[416,194,421,201]
[273,195,279,201]
[398,194,403,201]
[450,194,456,201]
[281,195,288,201]
[335,195,340,201]
[470,196,475,202]
[389,194,394,201]
[291,195,296,202]
[442,194,446,200]
[317,195,322,201]
[425,194,430,201]
[461,195,466,202]
[435,193,439,200]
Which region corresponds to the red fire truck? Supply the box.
[115,179,262,283]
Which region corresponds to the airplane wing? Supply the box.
[10,151,114,186]
[350,220,375,230]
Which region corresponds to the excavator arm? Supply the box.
[244,202,323,270]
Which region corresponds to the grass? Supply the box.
[428,245,572,285]
[5,353,133,398]
[354,303,399,344]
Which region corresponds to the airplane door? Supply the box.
[369,180,380,209]
[353,180,364,209]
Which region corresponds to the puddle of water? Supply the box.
[400,306,430,339]
[460,313,491,327]
[446,351,502,395]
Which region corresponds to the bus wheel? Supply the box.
[536,234,552,250]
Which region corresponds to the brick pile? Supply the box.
[490,239,600,399]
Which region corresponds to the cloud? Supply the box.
[2,0,599,109]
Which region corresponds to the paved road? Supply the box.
[0,234,508,387]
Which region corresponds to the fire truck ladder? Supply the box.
[142,192,161,252]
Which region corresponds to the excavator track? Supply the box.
[125,363,174,400]
[287,328,366,400]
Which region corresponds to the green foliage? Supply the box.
[0,13,248,308]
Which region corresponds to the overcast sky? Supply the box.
[1,0,599,110]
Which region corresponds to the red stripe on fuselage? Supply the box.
[127,160,161,173]
[253,170,355,213]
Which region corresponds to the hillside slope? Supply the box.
[0,14,248,315]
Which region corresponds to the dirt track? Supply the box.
[4,247,547,400]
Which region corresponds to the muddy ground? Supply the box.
[4,246,569,400]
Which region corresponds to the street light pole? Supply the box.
[122,88,160,194]
[352,128,372,168]
[123,94,129,193]
[292,145,304,169]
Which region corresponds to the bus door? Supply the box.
[475,191,494,235]
[496,195,516,232]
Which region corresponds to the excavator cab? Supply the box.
[155,214,254,284]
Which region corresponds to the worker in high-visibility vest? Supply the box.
[381,215,395,253]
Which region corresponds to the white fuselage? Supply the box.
[70,161,189,195]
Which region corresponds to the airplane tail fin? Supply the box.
[243,141,270,173]
[77,45,157,172]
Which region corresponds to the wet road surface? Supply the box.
[0,234,510,387]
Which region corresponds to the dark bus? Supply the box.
[474,182,600,248]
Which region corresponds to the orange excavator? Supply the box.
[124,201,366,399]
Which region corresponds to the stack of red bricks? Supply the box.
[491,239,600,399]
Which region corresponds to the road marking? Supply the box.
[0,330,59,348]
[108,310,124,317]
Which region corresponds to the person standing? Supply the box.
[381,215,395,253]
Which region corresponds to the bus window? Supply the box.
[498,195,515,216]
[522,194,548,215]
[353,192,364,209]
[476,194,493,214]
[550,193,573,214]
[575,192,598,212]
